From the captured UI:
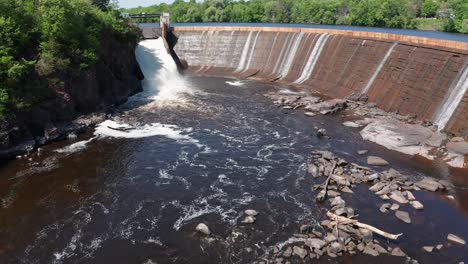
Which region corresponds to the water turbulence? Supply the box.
[361,42,397,94]
[135,38,190,101]
[294,33,330,84]
[433,64,468,130]
[2,30,468,264]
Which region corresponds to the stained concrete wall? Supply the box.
[172,27,468,136]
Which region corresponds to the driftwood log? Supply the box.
[315,161,337,202]
[327,211,403,240]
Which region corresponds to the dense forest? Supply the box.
[125,0,468,33]
[0,0,139,118]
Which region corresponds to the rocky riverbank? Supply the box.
[0,34,144,161]
[265,90,468,169]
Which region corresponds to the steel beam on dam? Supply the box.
[171,26,468,136]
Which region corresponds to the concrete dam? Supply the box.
[171,27,468,136]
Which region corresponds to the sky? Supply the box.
[118,0,174,8]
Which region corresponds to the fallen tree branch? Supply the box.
[315,161,337,202]
[326,211,403,240]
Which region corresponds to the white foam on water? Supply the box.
[361,42,397,94]
[433,65,468,130]
[135,39,191,101]
[226,80,244,87]
[294,33,330,84]
[55,136,97,154]
[94,120,202,147]
[279,32,305,79]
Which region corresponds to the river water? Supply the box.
[0,39,467,263]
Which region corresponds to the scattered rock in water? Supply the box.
[317,128,327,137]
[304,112,316,117]
[195,223,211,235]
[405,191,416,200]
[367,173,380,181]
[283,247,293,258]
[357,150,368,155]
[245,209,258,216]
[422,246,434,252]
[342,121,361,128]
[367,156,389,166]
[369,182,386,192]
[305,238,326,250]
[391,247,406,257]
[436,244,443,250]
[363,245,379,256]
[242,216,256,224]
[389,191,409,204]
[447,233,466,245]
[410,200,424,210]
[415,178,441,192]
[341,186,354,194]
[379,204,390,213]
[395,211,411,224]
[308,163,319,177]
[390,203,400,211]
[293,246,308,259]
[359,229,373,243]
[330,197,345,208]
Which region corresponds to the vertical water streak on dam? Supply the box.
[361,42,398,94]
[236,31,254,72]
[272,33,294,77]
[294,34,330,84]
[278,32,305,79]
[433,65,468,130]
[244,32,261,72]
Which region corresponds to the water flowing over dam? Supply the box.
[1,28,468,264]
[174,28,468,136]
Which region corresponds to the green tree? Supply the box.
[421,0,439,17]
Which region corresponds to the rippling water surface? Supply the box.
[0,39,467,264]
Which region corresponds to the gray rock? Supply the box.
[357,242,365,252]
[245,209,258,216]
[447,233,466,245]
[293,246,308,259]
[195,223,211,235]
[300,224,313,233]
[357,150,368,155]
[324,234,337,243]
[410,200,424,210]
[395,211,411,224]
[436,244,443,250]
[337,158,348,166]
[390,203,400,210]
[305,238,326,249]
[367,173,380,181]
[317,128,327,137]
[321,151,334,160]
[367,156,389,166]
[369,182,386,192]
[283,247,293,258]
[308,164,319,178]
[363,245,380,256]
[341,186,354,194]
[329,242,345,254]
[373,244,388,254]
[390,191,409,204]
[330,197,346,208]
[360,228,373,243]
[327,190,341,197]
[391,247,406,257]
[304,112,316,117]
[422,246,434,252]
[415,178,441,192]
[242,216,256,224]
[405,191,416,200]
[342,121,361,128]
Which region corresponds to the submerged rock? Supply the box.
[415,178,441,192]
[410,200,424,210]
[391,247,406,257]
[242,216,256,224]
[245,209,258,216]
[367,156,389,166]
[357,150,368,155]
[447,233,466,245]
[422,246,434,252]
[342,121,361,128]
[395,211,411,224]
[195,223,211,235]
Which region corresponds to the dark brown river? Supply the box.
[0,39,467,264]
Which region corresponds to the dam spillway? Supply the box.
[172,27,468,136]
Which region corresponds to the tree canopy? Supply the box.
[124,0,468,33]
[0,0,138,117]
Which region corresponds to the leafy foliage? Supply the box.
[0,0,138,118]
[125,0,467,33]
